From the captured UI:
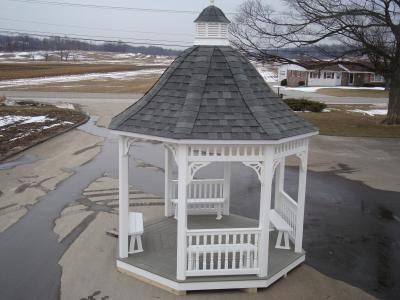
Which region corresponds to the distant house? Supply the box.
[278,61,385,87]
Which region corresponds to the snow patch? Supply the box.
[0,115,55,127]
[348,109,388,116]
[21,116,55,124]
[0,68,165,88]
[276,86,385,92]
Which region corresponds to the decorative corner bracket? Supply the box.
[164,143,178,164]
[296,151,308,172]
[188,162,210,182]
[242,161,264,183]
[123,137,136,156]
[272,158,282,173]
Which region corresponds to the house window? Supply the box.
[372,74,384,82]
[310,72,320,79]
[336,73,341,79]
[324,72,334,79]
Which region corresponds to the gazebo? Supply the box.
[109,2,318,295]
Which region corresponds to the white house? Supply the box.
[278,61,384,87]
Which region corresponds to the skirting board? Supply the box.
[116,254,305,294]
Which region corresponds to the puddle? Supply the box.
[0,154,42,170]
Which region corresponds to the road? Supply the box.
[1,88,389,106]
[0,91,399,299]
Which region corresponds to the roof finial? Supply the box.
[210,0,215,5]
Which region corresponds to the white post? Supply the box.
[118,136,130,259]
[223,162,231,215]
[258,145,274,277]
[274,157,285,208]
[164,146,173,217]
[176,144,188,280]
[295,143,309,253]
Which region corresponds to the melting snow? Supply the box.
[276,86,385,92]
[21,116,55,124]
[348,109,388,116]
[0,116,29,127]
[55,103,75,110]
[0,68,165,88]
[0,115,55,127]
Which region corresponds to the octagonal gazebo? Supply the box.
[109,2,318,295]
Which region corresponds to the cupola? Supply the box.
[194,0,231,46]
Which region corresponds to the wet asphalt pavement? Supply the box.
[0,119,399,299]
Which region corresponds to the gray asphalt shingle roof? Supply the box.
[109,46,318,141]
[194,5,231,23]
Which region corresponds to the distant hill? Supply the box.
[0,34,182,56]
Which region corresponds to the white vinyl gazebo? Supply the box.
[109,2,318,295]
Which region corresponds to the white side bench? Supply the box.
[128,212,144,254]
[270,209,292,250]
[171,198,225,220]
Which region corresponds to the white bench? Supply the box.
[128,212,144,254]
[270,209,292,250]
[171,198,225,220]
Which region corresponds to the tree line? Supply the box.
[0,34,181,58]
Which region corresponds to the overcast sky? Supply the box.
[0,0,279,49]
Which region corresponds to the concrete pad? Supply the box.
[54,210,93,242]
[289,135,400,192]
[60,204,88,216]
[0,129,102,232]
[0,207,27,232]
[84,176,120,191]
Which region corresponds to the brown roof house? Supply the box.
[278,61,384,87]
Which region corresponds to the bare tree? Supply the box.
[231,0,400,124]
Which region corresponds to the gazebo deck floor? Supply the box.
[120,214,304,284]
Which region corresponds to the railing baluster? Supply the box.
[239,234,244,269]
[188,235,193,271]
[217,234,222,270]
[202,250,207,270]
[254,233,258,268]
[232,234,237,269]
[210,235,214,270]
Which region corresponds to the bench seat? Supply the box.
[171,198,225,220]
[270,209,292,250]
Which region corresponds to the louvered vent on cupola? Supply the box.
[194,1,231,46]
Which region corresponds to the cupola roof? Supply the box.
[194,4,231,24]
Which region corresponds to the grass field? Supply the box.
[316,88,388,98]
[0,76,161,93]
[0,63,163,80]
[300,105,400,137]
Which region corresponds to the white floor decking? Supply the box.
[118,214,305,292]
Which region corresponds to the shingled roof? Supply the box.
[194,5,230,23]
[109,46,318,141]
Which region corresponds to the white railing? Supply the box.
[275,191,297,241]
[188,145,264,162]
[274,138,307,158]
[170,179,225,215]
[186,228,260,276]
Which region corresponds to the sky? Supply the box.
[0,0,280,49]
